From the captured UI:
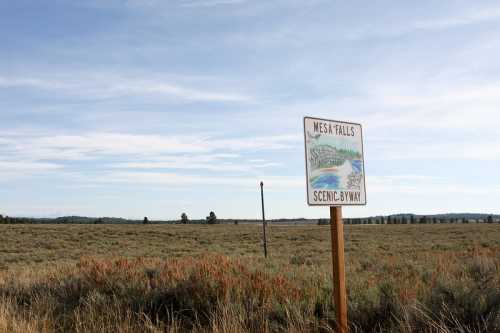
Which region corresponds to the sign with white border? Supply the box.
[304,116,366,206]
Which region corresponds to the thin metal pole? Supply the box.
[260,181,268,258]
[330,206,347,332]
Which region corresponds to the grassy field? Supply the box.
[0,224,499,332]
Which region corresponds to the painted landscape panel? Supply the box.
[304,116,366,205]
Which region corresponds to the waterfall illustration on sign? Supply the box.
[306,131,363,191]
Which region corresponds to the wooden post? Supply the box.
[330,206,347,332]
[260,181,268,258]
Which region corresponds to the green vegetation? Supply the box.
[1,213,499,225]
[336,147,362,160]
[206,211,218,225]
[309,145,362,169]
[0,224,498,332]
[309,144,362,170]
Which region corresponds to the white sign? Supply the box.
[304,116,366,206]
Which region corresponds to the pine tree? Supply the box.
[206,211,217,224]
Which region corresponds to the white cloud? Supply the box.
[3,132,298,161]
[1,203,94,218]
[0,131,298,184]
[112,159,281,172]
[105,80,252,102]
[346,5,500,40]
[180,0,247,7]
[0,132,299,188]
[94,171,303,189]
[0,161,62,171]
[0,161,63,182]
[210,134,300,151]
[0,77,63,89]
[414,7,500,30]
[0,74,253,103]
[109,153,281,172]
[370,82,500,108]
[371,140,500,161]
[35,133,210,157]
[353,77,500,134]
[367,175,500,196]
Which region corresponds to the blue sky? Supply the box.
[1,0,500,219]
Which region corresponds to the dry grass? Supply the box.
[0,224,498,332]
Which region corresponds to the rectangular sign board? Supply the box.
[304,116,366,206]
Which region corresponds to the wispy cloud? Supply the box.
[0,161,62,171]
[0,131,298,185]
[346,5,500,40]
[370,83,500,131]
[368,175,500,196]
[370,82,500,108]
[0,161,63,183]
[94,171,303,189]
[180,0,247,7]
[105,80,252,102]
[112,155,282,172]
[0,77,63,89]
[0,134,295,189]
[0,74,253,103]
[414,7,500,30]
[3,132,299,161]
[372,140,500,162]
[1,203,94,218]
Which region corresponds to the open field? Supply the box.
[0,224,499,332]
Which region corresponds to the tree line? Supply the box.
[318,215,497,225]
[0,212,219,225]
[0,213,497,225]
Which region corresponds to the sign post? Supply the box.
[330,206,347,332]
[303,116,366,332]
[260,181,268,258]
